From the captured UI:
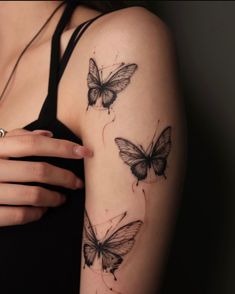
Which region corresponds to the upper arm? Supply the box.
[70,7,186,293]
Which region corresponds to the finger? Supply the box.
[5,128,53,137]
[32,129,54,137]
[0,206,47,227]
[0,129,53,160]
[0,160,84,189]
[0,133,93,159]
[0,183,66,207]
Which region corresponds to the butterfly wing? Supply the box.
[101,221,143,274]
[83,209,98,267]
[101,250,123,278]
[115,137,148,181]
[84,244,97,267]
[131,161,148,181]
[88,88,102,106]
[99,63,137,108]
[100,220,143,277]
[103,220,143,255]
[87,58,102,106]
[104,64,138,93]
[151,126,172,176]
[87,58,101,88]
[101,88,117,108]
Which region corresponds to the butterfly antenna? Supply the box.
[93,211,127,228]
[110,210,127,233]
[101,69,103,83]
[139,144,146,154]
[101,211,128,241]
[146,141,153,155]
[146,120,160,154]
[102,108,116,145]
[103,62,125,83]
[108,211,127,225]
[103,226,113,240]
[104,70,114,83]
[118,211,127,224]
[101,62,124,72]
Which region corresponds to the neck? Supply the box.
[0,1,65,63]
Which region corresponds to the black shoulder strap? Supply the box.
[46,1,77,99]
[37,1,77,124]
[38,5,126,125]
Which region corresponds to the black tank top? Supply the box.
[0,3,116,294]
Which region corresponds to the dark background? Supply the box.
[132,1,234,294]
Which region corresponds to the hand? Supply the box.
[0,128,93,227]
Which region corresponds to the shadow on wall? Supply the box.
[160,91,230,294]
[149,2,235,294]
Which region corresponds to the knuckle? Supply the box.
[14,208,29,224]
[31,162,49,180]
[54,193,65,206]
[14,208,43,225]
[19,134,38,147]
[56,141,70,156]
[27,186,42,205]
[50,193,61,207]
[63,170,77,187]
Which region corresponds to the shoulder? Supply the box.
[57,6,178,139]
[88,6,175,63]
[63,5,174,57]
[97,6,173,40]
[99,6,173,51]
[61,5,176,90]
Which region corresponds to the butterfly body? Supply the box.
[87,58,137,113]
[96,241,103,258]
[115,126,172,184]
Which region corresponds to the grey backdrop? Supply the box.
[133,1,235,294]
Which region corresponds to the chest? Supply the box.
[0,35,87,138]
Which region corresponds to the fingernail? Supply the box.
[73,145,93,157]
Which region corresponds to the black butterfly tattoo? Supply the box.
[83,209,143,281]
[115,126,172,185]
[86,58,137,113]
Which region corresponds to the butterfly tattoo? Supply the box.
[83,209,143,281]
[86,58,138,113]
[115,126,172,185]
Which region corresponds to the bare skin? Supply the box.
[0,2,186,293]
[0,1,100,130]
[0,2,96,226]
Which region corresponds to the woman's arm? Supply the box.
[70,7,186,293]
